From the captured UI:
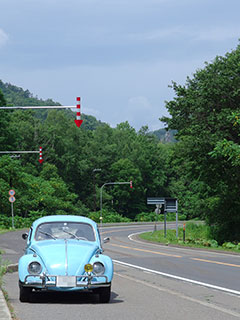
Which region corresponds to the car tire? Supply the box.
[19,284,32,302]
[98,285,111,303]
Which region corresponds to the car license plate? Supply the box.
[56,276,76,287]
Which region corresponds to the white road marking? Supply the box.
[113,259,240,296]
[115,272,240,318]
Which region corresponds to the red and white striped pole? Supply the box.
[39,146,43,164]
[74,97,83,128]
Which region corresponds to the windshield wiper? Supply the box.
[61,229,78,239]
[39,230,57,240]
[61,229,87,241]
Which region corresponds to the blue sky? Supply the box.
[0,0,240,130]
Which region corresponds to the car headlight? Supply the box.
[93,262,105,275]
[28,261,42,275]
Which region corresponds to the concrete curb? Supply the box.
[0,263,18,320]
[6,264,18,273]
[0,288,12,320]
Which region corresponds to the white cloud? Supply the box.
[195,26,240,42]
[127,27,186,42]
[0,29,8,47]
[128,96,151,110]
[127,24,240,45]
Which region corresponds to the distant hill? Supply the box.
[0,80,104,130]
[150,128,177,143]
[0,80,61,107]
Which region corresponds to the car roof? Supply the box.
[32,215,97,229]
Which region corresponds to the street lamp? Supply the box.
[92,169,101,212]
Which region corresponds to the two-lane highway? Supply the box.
[2,223,240,320]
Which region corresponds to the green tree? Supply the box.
[161,43,240,243]
[0,157,78,217]
[110,158,143,217]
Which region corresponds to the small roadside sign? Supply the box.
[147,197,165,205]
[9,196,16,203]
[165,198,178,212]
[9,189,15,196]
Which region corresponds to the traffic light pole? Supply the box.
[100,181,132,238]
[0,106,75,109]
[0,151,39,153]
[0,147,44,163]
[0,97,83,128]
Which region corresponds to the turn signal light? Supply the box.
[84,263,93,273]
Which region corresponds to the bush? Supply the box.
[0,254,8,286]
[0,209,132,229]
[208,239,219,248]
[135,211,187,222]
[222,242,237,249]
[88,210,131,223]
[135,212,156,222]
[179,214,187,220]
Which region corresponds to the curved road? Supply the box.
[2,223,240,320]
[102,223,240,293]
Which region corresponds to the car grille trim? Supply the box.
[24,274,109,288]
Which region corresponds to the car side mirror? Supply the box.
[22,233,28,240]
[103,237,110,244]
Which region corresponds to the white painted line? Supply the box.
[113,259,240,296]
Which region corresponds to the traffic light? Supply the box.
[130,180,133,188]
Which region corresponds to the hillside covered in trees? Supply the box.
[0,42,240,243]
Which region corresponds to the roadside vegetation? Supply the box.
[0,251,7,287]
[139,223,240,253]
[0,211,188,229]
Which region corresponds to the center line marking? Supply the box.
[191,258,240,268]
[110,243,182,258]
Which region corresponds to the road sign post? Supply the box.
[147,197,178,238]
[154,204,161,232]
[9,190,15,228]
[165,198,178,238]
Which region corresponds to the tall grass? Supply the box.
[139,222,221,249]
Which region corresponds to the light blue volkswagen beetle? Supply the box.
[18,215,113,303]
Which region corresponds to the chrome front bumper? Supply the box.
[23,274,110,289]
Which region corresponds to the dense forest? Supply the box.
[0,42,240,243]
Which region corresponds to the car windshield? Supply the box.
[35,222,95,241]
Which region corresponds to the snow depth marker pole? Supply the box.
[74,97,83,128]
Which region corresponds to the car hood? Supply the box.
[31,240,99,276]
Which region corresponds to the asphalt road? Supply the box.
[2,223,240,320]
[102,224,240,292]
